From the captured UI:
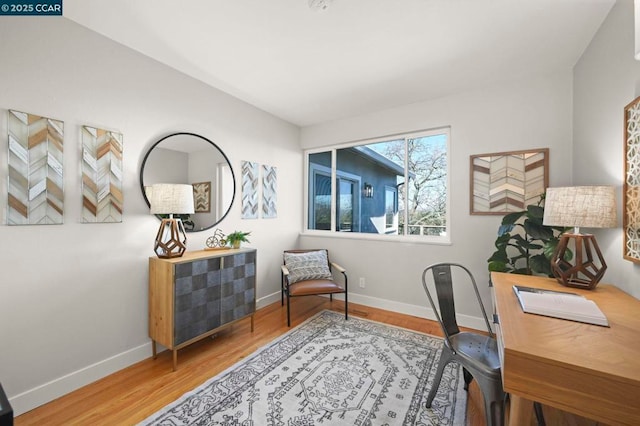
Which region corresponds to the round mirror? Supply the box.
[140,132,235,232]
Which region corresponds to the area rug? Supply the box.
[140,310,467,425]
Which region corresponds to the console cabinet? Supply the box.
[149,248,256,370]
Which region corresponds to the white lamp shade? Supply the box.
[543,186,617,229]
[149,183,195,215]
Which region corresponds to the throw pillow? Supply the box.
[284,250,333,284]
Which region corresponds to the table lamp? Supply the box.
[543,186,617,289]
[149,183,195,258]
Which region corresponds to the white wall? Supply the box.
[573,0,640,298]
[0,18,302,414]
[300,71,574,322]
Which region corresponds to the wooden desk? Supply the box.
[491,272,640,426]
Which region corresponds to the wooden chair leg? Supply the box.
[286,293,291,327]
[281,274,285,306]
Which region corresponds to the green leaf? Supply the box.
[524,220,554,240]
[488,261,509,272]
[488,250,509,263]
[501,211,526,225]
[562,247,574,262]
[543,241,558,259]
[527,205,545,220]
[530,254,551,275]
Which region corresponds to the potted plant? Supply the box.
[226,231,251,249]
[487,197,570,276]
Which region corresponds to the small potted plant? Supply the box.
[226,231,251,249]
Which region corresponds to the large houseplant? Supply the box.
[487,198,570,276]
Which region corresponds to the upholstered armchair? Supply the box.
[281,249,348,326]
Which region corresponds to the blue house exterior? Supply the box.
[309,146,409,234]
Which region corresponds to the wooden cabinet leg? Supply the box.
[152,340,157,359]
[172,349,177,372]
[251,314,255,332]
[508,394,534,426]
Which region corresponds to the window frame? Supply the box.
[384,185,398,233]
[303,127,451,245]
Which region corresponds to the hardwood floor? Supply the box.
[15,297,601,426]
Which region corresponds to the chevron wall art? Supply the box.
[8,110,64,225]
[470,148,548,215]
[193,181,211,213]
[241,161,259,219]
[81,126,123,223]
[262,165,277,218]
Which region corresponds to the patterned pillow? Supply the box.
[284,250,333,284]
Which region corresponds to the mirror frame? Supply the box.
[139,132,236,232]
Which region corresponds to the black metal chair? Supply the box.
[421,263,505,426]
[282,249,348,327]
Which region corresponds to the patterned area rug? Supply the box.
[140,310,466,425]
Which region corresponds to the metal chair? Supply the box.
[421,263,505,426]
[282,249,348,326]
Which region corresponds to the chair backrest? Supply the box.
[421,263,493,345]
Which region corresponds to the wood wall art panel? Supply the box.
[470,148,548,215]
[81,126,123,223]
[262,165,277,218]
[624,96,640,263]
[8,109,64,225]
[193,181,211,213]
[241,160,259,219]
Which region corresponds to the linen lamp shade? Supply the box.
[149,184,195,215]
[543,186,617,289]
[149,184,195,258]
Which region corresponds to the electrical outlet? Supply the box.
[359,277,366,288]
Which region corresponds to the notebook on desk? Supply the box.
[512,285,609,327]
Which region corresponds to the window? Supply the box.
[305,127,449,242]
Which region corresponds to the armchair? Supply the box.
[282,249,348,326]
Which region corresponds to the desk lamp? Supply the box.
[543,186,617,289]
[149,183,194,259]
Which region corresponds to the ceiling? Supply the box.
[64,0,615,127]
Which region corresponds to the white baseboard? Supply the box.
[260,290,487,330]
[328,292,488,331]
[9,342,151,417]
[11,291,485,417]
[256,291,281,309]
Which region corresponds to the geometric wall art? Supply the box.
[193,181,211,213]
[262,164,277,218]
[241,160,259,219]
[81,125,123,223]
[470,148,548,215]
[624,96,640,263]
[7,109,65,225]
